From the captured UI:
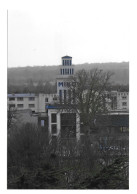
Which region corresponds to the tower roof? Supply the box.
[62,55,72,59]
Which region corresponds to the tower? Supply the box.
[60,56,74,75]
[56,56,75,102]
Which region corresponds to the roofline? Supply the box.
[62,56,72,58]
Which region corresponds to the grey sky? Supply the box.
[8,0,129,67]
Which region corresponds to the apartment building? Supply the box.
[8,93,58,113]
[110,91,129,112]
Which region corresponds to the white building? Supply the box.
[110,91,129,112]
[8,93,58,113]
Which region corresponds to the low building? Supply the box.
[8,93,58,113]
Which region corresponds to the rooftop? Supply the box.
[8,93,36,98]
[62,56,72,59]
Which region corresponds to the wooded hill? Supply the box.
[8,62,129,85]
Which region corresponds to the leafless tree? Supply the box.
[57,68,113,134]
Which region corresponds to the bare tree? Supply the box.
[58,68,113,134]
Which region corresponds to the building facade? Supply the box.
[8,93,58,113]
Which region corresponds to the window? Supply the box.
[17,104,23,108]
[45,98,48,102]
[59,90,62,103]
[51,124,57,134]
[51,113,57,123]
[61,113,76,138]
[29,104,35,108]
[64,90,66,103]
[9,104,15,108]
[9,97,15,101]
[59,90,62,97]
[72,68,74,75]
[70,60,71,65]
[68,90,71,102]
[41,120,45,127]
[122,102,127,106]
[29,97,35,101]
[17,97,23,101]
[122,96,127,99]
[53,96,57,100]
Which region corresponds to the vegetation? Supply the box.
[80,156,129,189]
[7,67,129,189]
[8,80,56,94]
[8,62,129,94]
[7,121,129,189]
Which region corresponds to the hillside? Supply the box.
[8,62,129,85]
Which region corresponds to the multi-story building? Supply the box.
[110,91,129,112]
[8,93,58,113]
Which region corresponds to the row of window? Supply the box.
[9,97,35,101]
[118,93,128,96]
[9,104,35,108]
[60,68,74,75]
[122,96,127,99]
[9,97,57,103]
[63,60,71,66]
[45,97,57,102]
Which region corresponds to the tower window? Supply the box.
[70,69,71,74]
[59,90,62,97]
[72,68,74,75]
[64,90,66,103]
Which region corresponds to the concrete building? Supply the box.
[110,91,129,112]
[8,93,58,113]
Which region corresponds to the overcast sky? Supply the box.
[8,0,129,67]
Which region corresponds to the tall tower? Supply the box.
[60,56,74,75]
[56,56,75,102]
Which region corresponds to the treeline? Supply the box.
[8,80,57,94]
[8,82,129,94]
[8,62,129,85]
